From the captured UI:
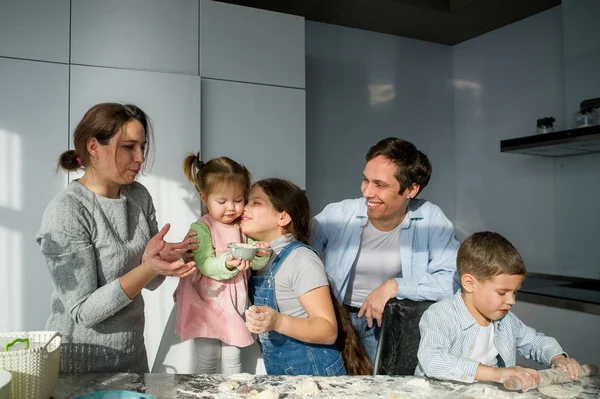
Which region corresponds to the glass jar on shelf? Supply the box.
[573,108,597,128]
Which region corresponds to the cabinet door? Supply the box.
[69,65,201,368]
[0,58,69,331]
[200,0,305,88]
[71,0,199,74]
[0,0,70,62]
[201,79,306,188]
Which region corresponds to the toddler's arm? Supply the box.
[191,222,240,280]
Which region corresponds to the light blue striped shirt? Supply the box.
[311,198,460,302]
[415,291,565,383]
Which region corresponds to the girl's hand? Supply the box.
[159,229,200,263]
[254,241,271,257]
[245,305,281,334]
[225,254,252,271]
[551,355,583,380]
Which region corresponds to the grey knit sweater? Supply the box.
[36,181,165,373]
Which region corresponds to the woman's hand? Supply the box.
[158,228,200,263]
[551,355,583,380]
[226,254,252,271]
[143,224,197,277]
[245,305,281,334]
[254,241,271,257]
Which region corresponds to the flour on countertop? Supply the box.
[538,384,583,398]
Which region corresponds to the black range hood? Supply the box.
[500,124,600,157]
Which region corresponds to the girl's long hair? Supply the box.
[254,178,373,375]
[330,287,373,375]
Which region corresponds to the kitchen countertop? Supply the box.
[53,373,600,399]
[518,273,600,315]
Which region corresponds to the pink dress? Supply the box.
[175,215,254,347]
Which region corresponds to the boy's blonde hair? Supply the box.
[457,232,526,282]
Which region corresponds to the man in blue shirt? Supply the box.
[311,137,460,363]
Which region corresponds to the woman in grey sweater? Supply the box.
[36,103,198,374]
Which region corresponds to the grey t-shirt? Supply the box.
[254,234,328,318]
[344,219,405,308]
[36,180,164,373]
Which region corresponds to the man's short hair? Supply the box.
[366,137,432,195]
[457,232,526,281]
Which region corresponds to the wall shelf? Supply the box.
[500,124,600,157]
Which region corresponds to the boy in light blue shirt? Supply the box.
[415,232,582,391]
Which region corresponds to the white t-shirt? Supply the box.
[344,219,405,308]
[470,323,499,367]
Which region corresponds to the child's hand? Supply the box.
[225,254,252,271]
[551,355,583,380]
[245,305,281,334]
[254,241,271,257]
[496,366,539,392]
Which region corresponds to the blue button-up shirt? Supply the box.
[415,291,565,382]
[311,198,460,302]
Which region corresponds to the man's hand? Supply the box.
[358,279,398,328]
[551,355,583,381]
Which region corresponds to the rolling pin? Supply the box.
[503,364,597,391]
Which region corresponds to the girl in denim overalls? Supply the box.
[240,178,350,376]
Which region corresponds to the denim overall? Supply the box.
[249,241,347,376]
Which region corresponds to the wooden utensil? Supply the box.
[503,364,597,391]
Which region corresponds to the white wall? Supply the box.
[0,0,303,377]
[554,0,600,279]
[453,7,563,271]
[453,3,600,366]
[0,58,69,331]
[305,22,456,220]
[0,0,70,63]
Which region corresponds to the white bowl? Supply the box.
[227,243,259,261]
[0,369,11,399]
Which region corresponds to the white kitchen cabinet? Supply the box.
[0,58,69,331]
[71,0,199,75]
[200,0,305,88]
[201,78,306,188]
[0,0,70,63]
[69,65,202,368]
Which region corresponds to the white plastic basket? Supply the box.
[0,331,61,399]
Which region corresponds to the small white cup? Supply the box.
[227,243,259,261]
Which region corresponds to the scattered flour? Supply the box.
[218,380,240,391]
[388,394,407,399]
[458,385,538,399]
[403,379,431,391]
[247,389,280,399]
[538,384,583,399]
[294,379,320,396]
